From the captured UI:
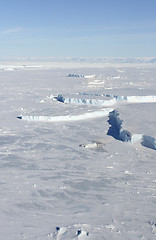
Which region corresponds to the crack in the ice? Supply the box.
[107,110,122,140]
[107,110,156,150]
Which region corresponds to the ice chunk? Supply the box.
[141,135,156,150]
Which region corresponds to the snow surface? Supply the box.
[0,62,156,240]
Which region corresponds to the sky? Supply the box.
[0,0,156,58]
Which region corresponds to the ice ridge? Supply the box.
[17,108,114,122]
[56,94,116,106]
[56,94,156,106]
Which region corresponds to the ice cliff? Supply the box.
[55,94,116,106]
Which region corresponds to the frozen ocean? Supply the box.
[0,60,156,240]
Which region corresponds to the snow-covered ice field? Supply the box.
[0,61,156,239]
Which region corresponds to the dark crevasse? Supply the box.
[107,110,121,140]
[107,110,132,142]
[107,110,156,150]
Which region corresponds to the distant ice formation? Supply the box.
[56,94,116,106]
[67,73,96,78]
[0,65,42,71]
[67,73,84,78]
[55,94,156,106]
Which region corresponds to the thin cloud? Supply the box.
[1,27,23,35]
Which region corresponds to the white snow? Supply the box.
[126,95,156,103]
[0,61,156,240]
[84,74,96,79]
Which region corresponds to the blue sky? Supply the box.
[0,0,156,57]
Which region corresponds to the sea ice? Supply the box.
[0,61,156,240]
